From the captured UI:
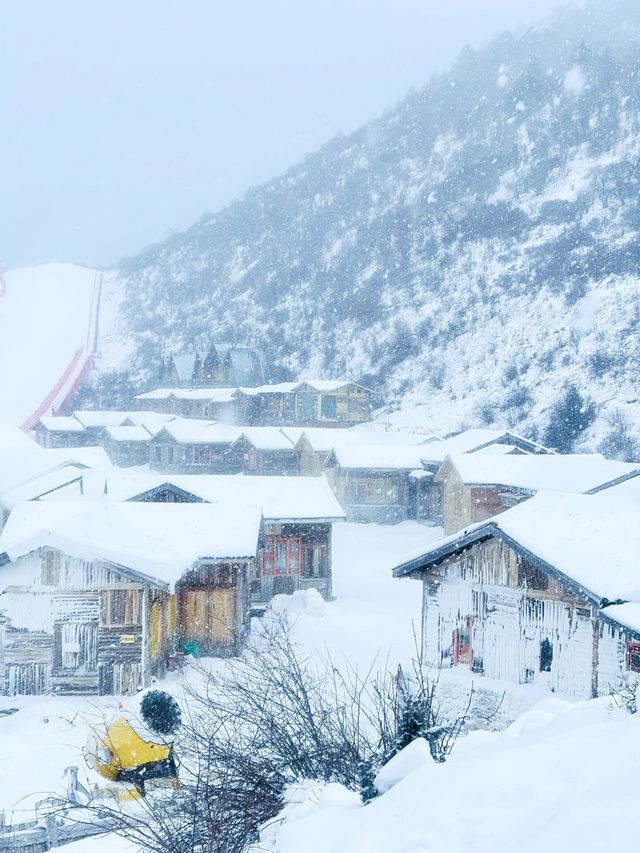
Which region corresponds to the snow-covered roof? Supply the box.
[600,602,640,636]
[283,427,432,454]
[237,428,295,451]
[48,471,346,522]
[134,388,177,401]
[0,425,42,453]
[72,411,137,428]
[135,387,238,402]
[42,446,113,470]
[122,412,177,434]
[393,490,640,605]
[152,421,239,444]
[35,416,86,433]
[439,452,639,493]
[330,444,432,471]
[235,382,299,396]
[0,501,263,588]
[0,464,85,510]
[297,379,370,392]
[104,426,152,443]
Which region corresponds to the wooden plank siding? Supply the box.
[420,536,629,698]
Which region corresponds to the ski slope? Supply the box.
[0,263,101,428]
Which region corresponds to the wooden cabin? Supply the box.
[434,452,640,535]
[324,444,433,524]
[33,416,89,449]
[147,423,243,474]
[234,429,298,476]
[392,491,640,699]
[0,502,262,695]
[159,344,268,389]
[134,388,239,422]
[99,473,345,607]
[100,426,151,467]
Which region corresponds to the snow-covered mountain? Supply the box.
[106,0,640,455]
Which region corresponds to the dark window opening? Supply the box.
[320,395,337,419]
[519,562,549,591]
[540,638,553,672]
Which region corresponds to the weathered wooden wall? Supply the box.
[421,538,629,698]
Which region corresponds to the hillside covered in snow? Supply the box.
[104,0,640,453]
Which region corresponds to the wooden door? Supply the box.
[179,587,235,652]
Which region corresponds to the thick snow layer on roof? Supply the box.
[55,471,346,521]
[123,412,176,433]
[237,382,299,395]
[136,387,239,402]
[331,444,431,470]
[0,464,84,509]
[0,425,43,453]
[298,379,364,392]
[395,490,640,605]
[239,428,295,451]
[0,264,98,426]
[72,410,134,428]
[104,425,152,442]
[134,388,177,400]
[0,501,262,587]
[156,421,238,444]
[601,602,640,635]
[42,446,112,469]
[36,416,86,432]
[445,452,638,492]
[282,427,432,453]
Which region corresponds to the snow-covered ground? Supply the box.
[254,696,640,853]
[1,521,631,852]
[0,264,99,426]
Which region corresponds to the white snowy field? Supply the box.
[0,263,99,426]
[1,521,635,852]
[254,696,640,853]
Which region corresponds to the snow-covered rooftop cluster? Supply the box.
[0,501,263,588]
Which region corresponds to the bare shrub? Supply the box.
[73,617,480,852]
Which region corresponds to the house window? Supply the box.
[41,551,61,585]
[103,589,142,627]
[627,642,640,673]
[302,545,326,578]
[518,562,549,591]
[260,538,301,577]
[298,393,316,421]
[192,445,211,464]
[347,477,398,506]
[540,638,553,672]
[320,395,337,419]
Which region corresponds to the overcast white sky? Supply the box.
[3,0,572,268]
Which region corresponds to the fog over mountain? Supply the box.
[102,0,640,455]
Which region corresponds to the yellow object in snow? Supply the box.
[88,716,174,783]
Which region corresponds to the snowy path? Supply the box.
[0,263,100,427]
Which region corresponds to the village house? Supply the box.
[234,380,374,427]
[324,444,434,524]
[159,344,268,389]
[146,421,301,476]
[36,470,345,607]
[147,421,244,474]
[392,490,640,699]
[100,426,152,467]
[33,416,90,449]
[233,428,298,476]
[134,388,240,421]
[434,452,640,535]
[0,501,263,696]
